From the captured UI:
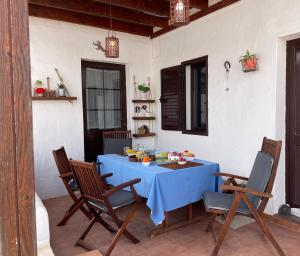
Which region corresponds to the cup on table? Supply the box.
[123,147,130,156]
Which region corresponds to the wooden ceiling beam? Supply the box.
[29,5,153,37]
[151,0,240,38]
[29,0,168,28]
[93,0,170,17]
[189,0,209,9]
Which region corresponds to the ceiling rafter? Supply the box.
[93,0,170,17]
[29,4,153,37]
[151,0,241,38]
[29,0,168,28]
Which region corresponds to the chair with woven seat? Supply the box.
[204,137,286,256]
[103,130,132,155]
[52,147,92,226]
[69,160,141,256]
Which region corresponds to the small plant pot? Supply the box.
[58,88,65,97]
[242,59,258,72]
[140,92,149,100]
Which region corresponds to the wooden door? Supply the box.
[82,61,127,162]
[160,66,183,130]
[286,38,300,207]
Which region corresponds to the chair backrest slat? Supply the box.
[70,160,105,204]
[52,147,73,183]
[103,130,132,139]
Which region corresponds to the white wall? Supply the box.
[31,0,300,213]
[151,0,300,213]
[30,17,153,199]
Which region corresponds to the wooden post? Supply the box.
[0,0,37,255]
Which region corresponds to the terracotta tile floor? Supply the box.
[44,196,300,256]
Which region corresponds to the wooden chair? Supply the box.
[69,160,141,256]
[204,137,285,256]
[52,147,92,226]
[103,130,132,155]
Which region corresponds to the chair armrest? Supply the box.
[101,173,113,180]
[102,178,141,198]
[215,172,249,181]
[221,184,273,198]
[59,172,73,178]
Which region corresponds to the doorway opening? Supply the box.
[286,38,300,209]
[81,61,127,162]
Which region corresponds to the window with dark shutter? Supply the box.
[182,56,208,136]
[160,66,182,131]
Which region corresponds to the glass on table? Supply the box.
[123,147,130,156]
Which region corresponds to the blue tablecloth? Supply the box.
[97,154,220,225]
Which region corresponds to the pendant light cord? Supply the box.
[110,4,112,30]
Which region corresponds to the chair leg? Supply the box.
[211,193,241,256]
[93,210,116,233]
[241,194,286,256]
[206,213,217,232]
[57,198,85,226]
[106,203,139,256]
[80,205,93,220]
[79,217,97,241]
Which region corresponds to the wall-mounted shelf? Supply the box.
[132,117,155,121]
[32,96,77,101]
[132,99,155,103]
[132,133,155,138]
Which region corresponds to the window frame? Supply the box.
[181,56,208,136]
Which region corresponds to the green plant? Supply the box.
[239,50,258,71]
[57,81,65,89]
[35,80,43,86]
[138,83,150,93]
[239,50,257,63]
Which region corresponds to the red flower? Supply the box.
[35,87,46,94]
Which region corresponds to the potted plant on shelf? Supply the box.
[57,81,66,97]
[239,50,258,72]
[34,80,46,96]
[138,83,150,99]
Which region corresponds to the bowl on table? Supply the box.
[178,160,187,165]
[184,156,195,161]
[142,161,151,167]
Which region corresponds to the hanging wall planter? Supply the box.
[239,50,258,72]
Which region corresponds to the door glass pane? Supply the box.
[104,70,120,89]
[85,66,123,130]
[86,89,104,110]
[104,90,120,109]
[87,110,104,129]
[105,110,121,129]
[86,68,103,89]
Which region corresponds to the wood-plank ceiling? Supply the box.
[28,0,240,38]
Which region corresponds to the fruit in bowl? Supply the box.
[127,149,137,156]
[178,156,187,165]
[182,150,195,161]
[168,152,182,162]
[142,156,151,166]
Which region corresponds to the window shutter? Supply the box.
[160,66,182,131]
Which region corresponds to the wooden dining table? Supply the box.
[97,154,220,236]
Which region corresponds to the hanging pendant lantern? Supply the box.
[93,5,119,58]
[169,0,190,26]
[105,30,119,58]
